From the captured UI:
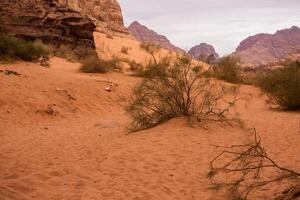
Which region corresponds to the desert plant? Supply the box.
[213,55,241,83]
[140,42,161,64]
[80,55,120,73]
[128,60,143,71]
[258,60,300,110]
[126,56,240,131]
[121,46,129,54]
[0,34,50,61]
[54,44,78,61]
[133,57,171,78]
[208,128,300,200]
[54,45,97,62]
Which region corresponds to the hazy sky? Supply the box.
[119,0,300,55]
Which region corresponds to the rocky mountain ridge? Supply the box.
[235,26,300,66]
[128,21,184,53]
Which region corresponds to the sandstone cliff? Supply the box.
[128,21,184,53]
[0,0,96,47]
[188,43,219,61]
[235,26,300,66]
[58,0,128,34]
[0,0,129,48]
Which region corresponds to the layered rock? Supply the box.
[235,26,300,66]
[128,21,184,53]
[58,0,128,34]
[188,43,219,61]
[0,0,96,47]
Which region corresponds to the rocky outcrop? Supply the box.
[0,0,96,47]
[188,43,219,61]
[58,0,128,34]
[128,21,184,53]
[235,26,300,66]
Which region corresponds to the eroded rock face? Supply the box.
[235,26,300,66]
[0,0,96,47]
[58,0,127,33]
[128,21,184,53]
[188,43,219,61]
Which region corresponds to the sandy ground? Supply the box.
[93,32,209,71]
[0,57,299,200]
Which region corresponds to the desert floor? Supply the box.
[0,58,299,200]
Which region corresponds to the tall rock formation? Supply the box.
[235,26,300,66]
[0,0,128,47]
[128,21,184,53]
[0,0,96,47]
[58,0,128,34]
[188,43,219,61]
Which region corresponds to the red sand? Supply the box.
[0,58,299,200]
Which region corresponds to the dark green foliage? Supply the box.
[0,34,50,61]
[259,60,300,110]
[213,55,241,83]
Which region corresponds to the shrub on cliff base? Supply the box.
[0,34,50,61]
[80,55,120,73]
[259,60,300,110]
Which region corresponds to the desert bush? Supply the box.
[121,46,129,54]
[208,128,300,200]
[54,45,97,62]
[213,55,241,83]
[133,57,171,78]
[241,71,264,86]
[0,34,50,61]
[140,42,161,64]
[80,55,120,73]
[258,60,300,110]
[126,56,240,131]
[54,44,78,61]
[128,60,143,71]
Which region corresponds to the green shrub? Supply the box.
[213,55,241,83]
[0,34,50,61]
[259,60,300,110]
[126,56,239,131]
[80,55,120,73]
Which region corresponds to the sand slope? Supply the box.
[0,58,299,200]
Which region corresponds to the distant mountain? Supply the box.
[128,21,184,53]
[235,26,300,67]
[188,43,219,61]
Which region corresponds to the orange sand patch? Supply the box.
[0,58,299,200]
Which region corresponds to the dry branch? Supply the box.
[208,128,300,200]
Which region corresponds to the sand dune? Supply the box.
[0,58,299,200]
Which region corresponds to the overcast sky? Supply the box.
[118,0,300,55]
